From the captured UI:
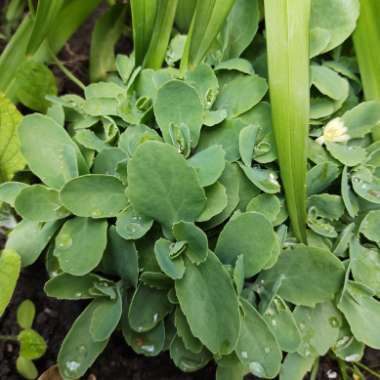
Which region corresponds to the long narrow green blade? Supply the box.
[180,0,235,71]
[143,0,178,69]
[131,0,158,66]
[353,0,380,101]
[264,0,311,242]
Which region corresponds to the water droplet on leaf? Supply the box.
[249,361,266,377]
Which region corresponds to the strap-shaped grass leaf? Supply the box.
[26,0,64,55]
[131,0,158,66]
[154,80,203,147]
[175,0,196,32]
[54,217,107,276]
[15,185,68,222]
[128,284,172,332]
[0,94,25,181]
[236,298,282,378]
[180,0,235,71]
[19,114,88,189]
[58,301,109,380]
[353,0,380,102]
[216,212,276,277]
[143,0,178,69]
[258,244,345,307]
[6,220,61,267]
[128,141,206,227]
[264,0,311,242]
[60,175,127,218]
[175,251,240,355]
[0,249,21,316]
[90,4,126,82]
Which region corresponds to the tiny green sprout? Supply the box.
[0,299,47,380]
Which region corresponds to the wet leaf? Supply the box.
[116,207,153,240]
[360,210,380,246]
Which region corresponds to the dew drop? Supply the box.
[63,360,81,377]
[249,361,266,377]
[327,369,338,379]
[77,345,87,355]
[264,347,270,354]
[241,351,248,359]
[141,344,155,354]
[75,292,83,298]
[271,319,277,327]
[299,323,306,330]
[329,316,340,328]
[153,313,159,323]
[344,353,361,362]
[56,233,72,249]
[91,209,102,218]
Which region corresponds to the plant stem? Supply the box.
[50,53,86,91]
[355,362,380,379]
[310,358,319,380]
[0,335,18,342]
[338,358,349,380]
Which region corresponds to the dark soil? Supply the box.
[1,2,379,379]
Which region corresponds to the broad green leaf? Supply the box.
[128,284,172,332]
[54,217,107,276]
[197,182,228,222]
[246,194,281,224]
[92,147,127,176]
[60,175,127,218]
[154,80,203,147]
[172,221,208,264]
[6,220,61,267]
[308,194,344,220]
[116,207,153,240]
[180,0,235,70]
[123,317,165,357]
[17,300,36,329]
[19,114,87,189]
[351,168,380,204]
[216,212,276,277]
[18,329,47,360]
[325,142,366,167]
[341,166,359,217]
[236,298,282,379]
[338,281,380,349]
[166,34,187,66]
[259,245,345,307]
[310,0,359,57]
[26,0,64,55]
[262,297,301,353]
[239,165,281,194]
[90,4,126,81]
[89,289,123,342]
[188,145,225,187]
[222,0,259,59]
[103,226,139,287]
[265,0,310,242]
[215,58,254,75]
[15,61,57,112]
[214,74,267,118]
[307,162,340,195]
[58,301,109,380]
[239,125,259,167]
[0,249,21,316]
[175,251,240,355]
[350,238,380,295]
[174,307,203,353]
[170,335,211,372]
[0,182,28,207]
[294,302,341,357]
[279,353,314,380]
[116,54,135,83]
[0,93,25,181]
[16,356,38,380]
[15,185,68,222]
[216,355,247,380]
[128,141,206,227]
[360,210,380,246]
[154,238,185,279]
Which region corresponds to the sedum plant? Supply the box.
[1,0,380,379]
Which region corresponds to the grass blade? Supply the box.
[264,0,311,242]
[353,0,380,101]
[180,0,236,72]
[131,0,158,66]
[26,0,64,55]
[90,4,126,81]
[175,0,196,33]
[143,0,178,69]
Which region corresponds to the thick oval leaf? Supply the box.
[279,353,314,380]
[154,80,203,147]
[236,298,282,379]
[60,175,127,218]
[360,210,380,246]
[197,182,228,222]
[239,164,281,194]
[116,207,153,240]
[58,301,109,379]
[0,182,28,207]
[18,329,47,360]
[19,114,87,189]
[16,356,38,380]
[0,249,21,316]
[216,212,276,277]
[54,217,107,276]
[246,194,281,224]
[128,284,172,332]
[128,141,206,227]
[17,300,36,330]
[175,251,240,355]
[258,245,345,306]
[188,145,226,187]
[15,185,68,222]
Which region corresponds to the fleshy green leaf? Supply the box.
[154,238,185,279]
[17,300,36,329]
[18,329,47,360]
